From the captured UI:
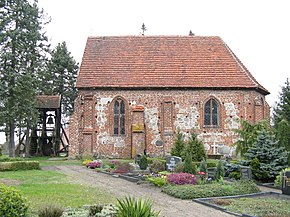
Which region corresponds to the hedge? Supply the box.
[0,161,40,171]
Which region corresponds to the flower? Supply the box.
[198,171,206,175]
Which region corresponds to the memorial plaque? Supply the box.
[240,166,252,179]
[166,156,182,171]
[207,167,217,179]
[155,140,164,147]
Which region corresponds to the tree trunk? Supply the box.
[9,122,15,157]
[25,122,30,157]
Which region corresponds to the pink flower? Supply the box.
[198,172,206,175]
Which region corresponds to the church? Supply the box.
[69,35,270,158]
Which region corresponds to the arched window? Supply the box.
[114,99,125,135]
[204,98,219,127]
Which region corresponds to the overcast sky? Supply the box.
[1,0,289,144]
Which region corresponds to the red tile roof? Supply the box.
[76,36,269,95]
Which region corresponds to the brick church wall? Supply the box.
[69,89,270,158]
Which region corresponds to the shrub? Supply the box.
[173,162,184,173]
[114,162,133,173]
[0,161,40,171]
[171,130,185,157]
[215,160,225,181]
[138,155,148,170]
[199,158,207,173]
[181,132,207,162]
[275,167,290,187]
[149,160,165,174]
[167,173,197,185]
[116,196,160,217]
[0,147,2,157]
[224,163,241,178]
[146,176,167,187]
[82,159,92,166]
[0,183,28,217]
[183,152,194,174]
[161,180,260,199]
[38,204,64,217]
[0,157,26,162]
[86,161,102,169]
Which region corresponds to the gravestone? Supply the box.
[240,166,252,179]
[207,167,217,179]
[282,171,290,195]
[166,156,182,172]
[135,154,141,164]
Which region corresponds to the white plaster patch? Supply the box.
[95,97,111,130]
[174,105,200,132]
[144,107,161,146]
[96,131,125,147]
[224,102,240,130]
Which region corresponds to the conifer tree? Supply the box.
[0,0,49,156]
[171,130,185,157]
[42,42,79,116]
[182,131,206,162]
[244,130,288,181]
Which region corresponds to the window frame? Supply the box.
[112,97,126,136]
[203,97,220,128]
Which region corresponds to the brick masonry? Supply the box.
[69,89,270,158]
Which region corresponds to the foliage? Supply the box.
[86,161,102,169]
[0,183,29,217]
[224,162,241,179]
[149,160,165,174]
[243,130,289,181]
[273,78,290,125]
[183,152,195,174]
[138,155,148,170]
[116,196,160,217]
[173,162,184,173]
[274,167,290,187]
[218,197,290,217]
[146,176,167,187]
[0,161,40,171]
[0,0,50,156]
[89,204,118,217]
[161,180,260,199]
[0,156,25,162]
[234,120,273,157]
[167,173,197,185]
[199,158,207,173]
[114,162,133,173]
[275,119,290,163]
[215,160,225,181]
[42,42,79,116]
[181,131,207,162]
[170,130,185,157]
[38,204,64,217]
[82,159,93,166]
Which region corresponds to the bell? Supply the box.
[47,116,54,125]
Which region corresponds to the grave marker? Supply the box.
[166,156,182,172]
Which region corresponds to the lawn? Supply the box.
[0,160,115,216]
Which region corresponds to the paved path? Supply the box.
[53,165,236,217]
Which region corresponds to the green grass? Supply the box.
[214,197,290,216]
[0,168,114,216]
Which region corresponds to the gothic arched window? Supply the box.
[204,98,219,127]
[114,99,125,135]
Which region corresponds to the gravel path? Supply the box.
[52,165,234,217]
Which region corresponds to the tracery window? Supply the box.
[114,99,125,135]
[204,98,219,127]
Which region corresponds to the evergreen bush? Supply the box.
[199,158,207,173]
[171,130,185,157]
[138,155,148,170]
[244,130,289,181]
[181,132,206,162]
[215,160,225,181]
[0,184,28,217]
[183,152,196,174]
[0,161,40,171]
[149,160,165,174]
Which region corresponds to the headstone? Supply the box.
[240,166,252,179]
[207,167,217,179]
[166,156,182,171]
[282,171,290,195]
[135,154,142,164]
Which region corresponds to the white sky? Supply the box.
[1,0,290,144]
